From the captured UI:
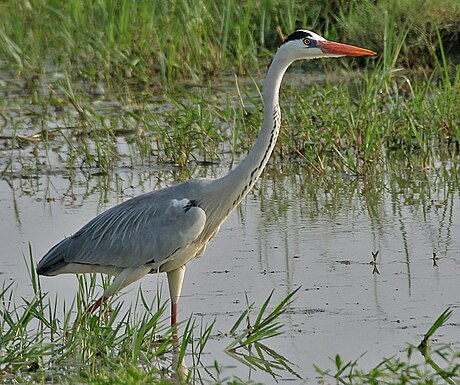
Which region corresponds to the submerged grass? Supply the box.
[0,251,303,384]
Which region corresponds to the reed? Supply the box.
[0,0,459,83]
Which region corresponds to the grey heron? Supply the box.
[36,30,375,325]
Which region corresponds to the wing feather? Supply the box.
[37,186,207,273]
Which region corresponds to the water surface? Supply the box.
[1,156,459,382]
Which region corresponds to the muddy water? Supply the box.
[1,156,459,382]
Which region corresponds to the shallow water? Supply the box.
[1,155,459,382]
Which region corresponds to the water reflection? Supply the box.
[256,158,458,284]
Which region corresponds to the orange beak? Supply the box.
[317,40,376,57]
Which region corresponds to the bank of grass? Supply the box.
[0,0,459,83]
[0,256,458,384]
[0,1,459,175]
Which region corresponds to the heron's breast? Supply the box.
[157,219,223,273]
[158,241,206,272]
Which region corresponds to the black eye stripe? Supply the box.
[282,30,312,45]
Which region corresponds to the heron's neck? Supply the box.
[210,53,293,213]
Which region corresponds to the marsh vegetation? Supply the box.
[1,0,459,383]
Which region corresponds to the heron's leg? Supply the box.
[86,266,151,313]
[167,265,186,326]
[86,296,107,313]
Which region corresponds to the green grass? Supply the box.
[1,255,459,384]
[0,0,459,83]
[282,60,460,173]
[0,1,459,175]
[315,309,459,385]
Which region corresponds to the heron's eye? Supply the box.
[303,38,311,46]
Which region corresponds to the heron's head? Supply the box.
[278,30,376,61]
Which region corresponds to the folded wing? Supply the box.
[37,192,206,275]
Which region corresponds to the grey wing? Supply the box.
[37,194,206,273]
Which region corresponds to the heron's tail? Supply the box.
[36,238,69,276]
